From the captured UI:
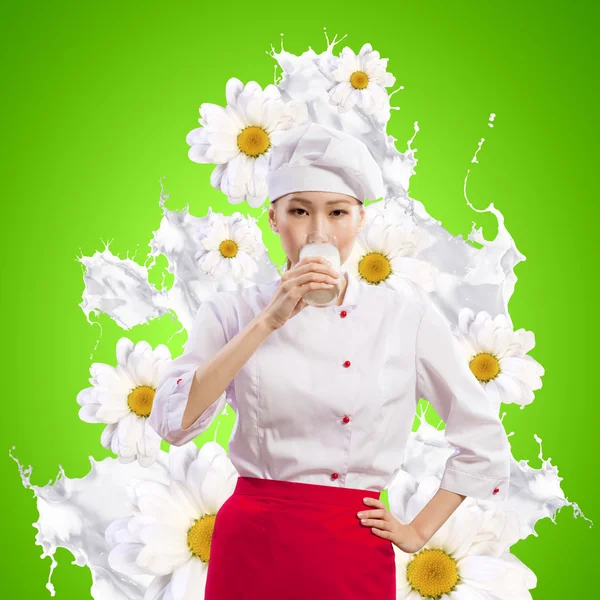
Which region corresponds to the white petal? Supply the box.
[346,89,361,111]
[137,424,161,465]
[253,153,269,180]
[244,93,264,124]
[185,126,208,147]
[169,480,202,520]
[78,400,102,423]
[108,542,148,576]
[115,412,143,459]
[458,555,509,588]
[226,153,253,186]
[206,131,240,161]
[340,46,360,72]
[198,251,223,277]
[500,356,543,390]
[447,583,493,600]
[188,142,215,165]
[225,77,245,107]
[140,523,190,555]
[100,422,118,449]
[143,574,172,600]
[443,508,482,559]
[97,400,130,424]
[115,363,137,391]
[105,515,135,545]
[116,337,135,366]
[360,88,377,113]
[261,100,283,132]
[91,362,129,394]
[262,83,281,101]
[136,544,190,577]
[494,372,525,405]
[199,103,239,134]
[136,480,189,526]
[200,467,237,514]
[484,379,501,408]
[210,163,227,189]
[329,81,353,106]
[168,443,201,482]
[128,342,155,382]
[170,556,208,600]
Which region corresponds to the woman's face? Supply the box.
[268,191,366,268]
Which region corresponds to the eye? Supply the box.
[289,208,348,216]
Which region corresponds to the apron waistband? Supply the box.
[233,476,381,507]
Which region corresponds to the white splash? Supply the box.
[78,196,280,335]
[10,446,171,598]
[391,407,592,548]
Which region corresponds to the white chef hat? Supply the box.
[266,122,384,203]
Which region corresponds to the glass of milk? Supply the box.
[298,232,341,307]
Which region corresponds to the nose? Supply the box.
[310,230,330,243]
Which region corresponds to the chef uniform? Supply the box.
[148,122,512,599]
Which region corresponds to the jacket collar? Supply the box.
[337,269,360,308]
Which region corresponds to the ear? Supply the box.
[358,206,366,232]
[268,205,279,234]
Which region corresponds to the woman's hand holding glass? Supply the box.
[260,256,341,331]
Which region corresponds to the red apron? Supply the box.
[204,476,396,599]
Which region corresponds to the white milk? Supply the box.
[298,242,341,307]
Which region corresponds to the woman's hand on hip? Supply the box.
[357,497,427,554]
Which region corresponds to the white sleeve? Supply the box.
[415,298,511,501]
[148,293,236,446]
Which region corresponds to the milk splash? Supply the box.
[12,29,592,599]
[10,447,167,598]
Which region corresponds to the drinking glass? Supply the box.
[298,232,341,307]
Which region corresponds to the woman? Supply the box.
[148,123,511,599]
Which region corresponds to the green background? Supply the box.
[3,0,596,597]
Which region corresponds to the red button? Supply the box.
[340,310,347,318]
[176,378,183,384]
[493,487,500,495]
[342,415,350,424]
[343,360,351,368]
[331,473,339,480]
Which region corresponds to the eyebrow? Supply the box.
[288,196,353,206]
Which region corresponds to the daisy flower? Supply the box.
[454,308,545,410]
[344,214,437,295]
[327,43,396,114]
[391,477,536,600]
[105,441,238,600]
[194,209,264,282]
[77,338,171,467]
[186,77,308,208]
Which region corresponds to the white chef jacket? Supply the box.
[148,270,511,501]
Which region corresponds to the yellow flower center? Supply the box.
[358,252,391,284]
[127,385,155,417]
[237,126,270,157]
[406,548,460,598]
[219,239,238,258]
[469,352,500,382]
[187,514,217,562]
[350,71,369,89]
